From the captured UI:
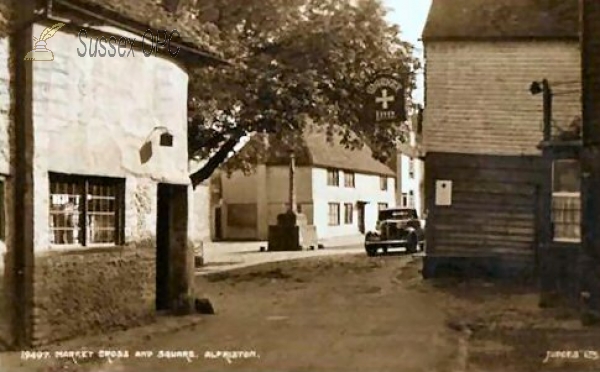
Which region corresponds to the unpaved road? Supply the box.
[6,253,600,372]
[4,253,465,372]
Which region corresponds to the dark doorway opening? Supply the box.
[357,202,367,234]
[156,183,190,312]
[156,184,171,311]
[214,207,222,241]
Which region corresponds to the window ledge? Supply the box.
[45,245,127,256]
[538,139,583,149]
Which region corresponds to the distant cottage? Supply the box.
[421,0,581,277]
[213,129,397,241]
[0,0,222,349]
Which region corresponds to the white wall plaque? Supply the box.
[435,180,452,206]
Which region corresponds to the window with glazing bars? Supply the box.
[344,203,353,224]
[344,172,355,188]
[328,203,340,226]
[327,169,340,186]
[49,173,125,246]
[552,160,581,243]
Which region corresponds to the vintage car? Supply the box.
[365,208,425,256]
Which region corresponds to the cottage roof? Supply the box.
[261,129,395,177]
[422,0,579,41]
[53,0,224,60]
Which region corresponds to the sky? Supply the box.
[383,0,432,104]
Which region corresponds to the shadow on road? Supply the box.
[401,257,600,372]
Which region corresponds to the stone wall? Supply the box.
[32,242,155,346]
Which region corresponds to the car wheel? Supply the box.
[366,247,377,257]
[407,234,418,254]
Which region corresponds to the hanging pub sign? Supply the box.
[364,74,407,123]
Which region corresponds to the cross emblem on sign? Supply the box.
[375,89,395,109]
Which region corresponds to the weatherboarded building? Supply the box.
[216,130,396,241]
[421,0,581,277]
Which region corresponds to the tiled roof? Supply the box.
[261,129,395,177]
[304,131,395,176]
[56,0,222,57]
[422,0,579,40]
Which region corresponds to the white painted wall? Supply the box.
[219,164,395,240]
[0,38,8,176]
[30,23,191,251]
[189,183,211,245]
[220,169,259,239]
[220,165,314,240]
[221,170,259,204]
[398,153,425,217]
[265,165,313,225]
[0,37,9,347]
[311,168,396,238]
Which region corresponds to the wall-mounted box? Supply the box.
[435,180,452,206]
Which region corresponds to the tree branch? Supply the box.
[190,130,245,188]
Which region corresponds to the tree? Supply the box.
[187,0,420,187]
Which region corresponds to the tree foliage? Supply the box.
[186,0,419,186]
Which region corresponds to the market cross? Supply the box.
[376,89,395,109]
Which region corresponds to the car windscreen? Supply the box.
[378,209,416,220]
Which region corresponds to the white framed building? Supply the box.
[391,112,425,217]
[214,129,397,240]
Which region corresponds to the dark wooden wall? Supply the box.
[425,153,546,266]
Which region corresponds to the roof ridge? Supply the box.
[423,0,579,40]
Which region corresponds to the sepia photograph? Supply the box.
[0,0,599,371]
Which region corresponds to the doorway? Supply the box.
[156,183,189,311]
[214,206,222,241]
[357,202,367,234]
[156,184,171,311]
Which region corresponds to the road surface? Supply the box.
[5,253,465,372]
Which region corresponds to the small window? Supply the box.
[328,203,340,226]
[378,202,388,211]
[552,160,580,243]
[380,176,388,191]
[344,172,355,188]
[49,173,125,247]
[401,193,408,207]
[553,159,580,193]
[408,158,415,179]
[327,169,340,187]
[344,203,353,224]
[408,191,415,208]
